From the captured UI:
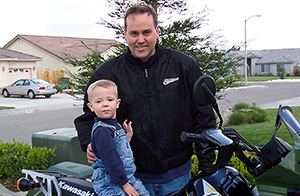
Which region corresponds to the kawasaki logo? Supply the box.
[58,181,95,196]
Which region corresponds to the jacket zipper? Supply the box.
[145,68,149,78]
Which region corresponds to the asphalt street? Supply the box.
[0,93,84,144]
[217,80,300,111]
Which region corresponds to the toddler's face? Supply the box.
[87,86,120,119]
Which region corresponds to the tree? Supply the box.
[100,0,242,92]
[64,41,109,94]
[157,9,242,91]
[66,0,241,93]
[277,64,286,79]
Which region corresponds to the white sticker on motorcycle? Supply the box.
[202,179,221,196]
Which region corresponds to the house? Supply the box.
[3,34,118,84]
[234,48,300,76]
[0,48,41,87]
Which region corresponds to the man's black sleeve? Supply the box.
[74,75,98,152]
[74,106,95,152]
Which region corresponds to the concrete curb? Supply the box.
[0,183,26,196]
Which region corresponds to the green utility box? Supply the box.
[32,128,89,165]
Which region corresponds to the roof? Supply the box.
[233,48,300,65]
[0,47,41,61]
[4,34,118,60]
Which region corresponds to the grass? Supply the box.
[239,76,300,82]
[0,106,14,110]
[228,106,300,146]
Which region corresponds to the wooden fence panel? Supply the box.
[37,70,64,84]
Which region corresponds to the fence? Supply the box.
[37,70,64,84]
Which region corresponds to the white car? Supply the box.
[2,79,57,99]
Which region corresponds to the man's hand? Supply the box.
[87,143,97,164]
[197,149,216,174]
[123,120,133,141]
[123,182,139,196]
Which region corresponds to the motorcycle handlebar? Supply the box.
[181,129,233,147]
[180,132,205,142]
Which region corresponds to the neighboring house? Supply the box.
[234,48,300,76]
[3,34,118,74]
[0,48,41,87]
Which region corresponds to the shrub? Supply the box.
[294,66,300,76]
[0,141,56,180]
[233,103,250,111]
[228,103,267,125]
[249,106,267,123]
[229,112,246,125]
[191,155,198,177]
[55,83,63,93]
[277,65,286,79]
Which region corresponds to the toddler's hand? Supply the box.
[123,182,139,196]
[123,120,133,141]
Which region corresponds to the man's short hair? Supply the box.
[87,79,118,102]
[124,4,158,30]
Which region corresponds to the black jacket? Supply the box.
[74,45,216,174]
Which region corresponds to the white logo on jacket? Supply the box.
[163,77,179,86]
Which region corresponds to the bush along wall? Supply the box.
[0,141,56,180]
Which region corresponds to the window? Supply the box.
[261,64,270,73]
[24,80,30,85]
[14,80,25,86]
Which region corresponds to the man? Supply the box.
[75,4,216,196]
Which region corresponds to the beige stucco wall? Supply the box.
[0,61,9,87]
[5,38,77,73]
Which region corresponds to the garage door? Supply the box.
[8,68,31,84]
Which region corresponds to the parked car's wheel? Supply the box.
[28,90,35,99]
[2,89,10,98]
[45,95,51,98]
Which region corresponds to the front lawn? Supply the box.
[0,106,14,110]
[229,106,300,146]
[239,76,300,82]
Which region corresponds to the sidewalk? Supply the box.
[0,184,26,196]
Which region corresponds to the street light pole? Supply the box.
[244,14,261,85]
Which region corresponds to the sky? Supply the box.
[1,0,299,50]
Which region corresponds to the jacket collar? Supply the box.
[125,43,161,68]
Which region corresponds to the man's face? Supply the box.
[124,12,159,62]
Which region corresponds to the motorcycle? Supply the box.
[17,75,300,196]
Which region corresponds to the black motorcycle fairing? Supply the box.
[175,166,253,196]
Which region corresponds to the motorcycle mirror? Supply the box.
[193,75,216,106]
[193,75,223,128]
